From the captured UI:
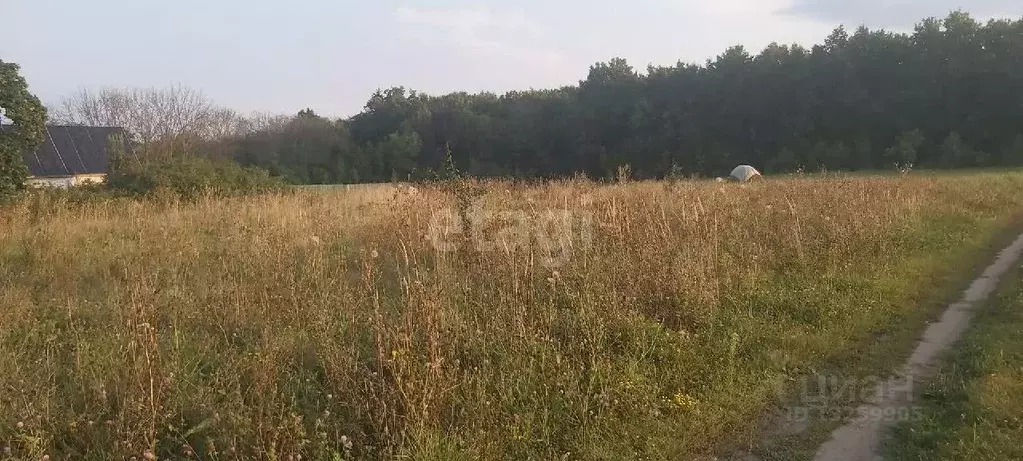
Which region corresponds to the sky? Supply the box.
[2,0,1021,118]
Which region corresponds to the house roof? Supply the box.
[19,125,127,177]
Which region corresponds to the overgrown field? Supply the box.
[3,173,1023,460]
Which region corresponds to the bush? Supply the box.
[107,156,285,199]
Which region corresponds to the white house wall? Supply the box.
[72,174,107,186]
[26,174,106,189]
[27,177,75,189]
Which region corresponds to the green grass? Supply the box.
[3,173,1023,460]
[884,267,1023,460]
[743,208,1023,461]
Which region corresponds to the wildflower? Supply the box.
[341,435,353,451]
[371,249,379,259]
[143,450,156,460]
[670,392,699,410]
[15,421,23,429]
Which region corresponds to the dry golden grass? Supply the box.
[2,172,1023,460]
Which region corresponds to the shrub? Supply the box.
[107,156,285,199]
[885,129,925,168]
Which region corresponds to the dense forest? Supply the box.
[59,11,1023,182]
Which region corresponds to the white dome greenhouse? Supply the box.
[729,165,762,183]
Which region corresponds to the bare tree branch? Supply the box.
[51,84,219,145]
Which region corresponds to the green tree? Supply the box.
[198,11,1023,181]
[0,60,46,196]
[852,137,874,170]
[885,130,925,167]
[939,132,970,168]
[1002,134,1023,166]
[231,110,361,184]
[806,141,828,171]
[823,141,852,170]
[579,58,643,176]
[767,147,799,173]
[371,125,421,181]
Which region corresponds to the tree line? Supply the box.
[44,11,1023,183]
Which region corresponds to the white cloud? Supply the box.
[646,0,830,65]
[781,0,1023,27]
[395,7,561,65]
[683,0,794,16]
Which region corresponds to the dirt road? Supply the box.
[811,231,1023,461]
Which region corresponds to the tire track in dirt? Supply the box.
[811,231,1023,461]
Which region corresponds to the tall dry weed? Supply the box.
[2,173,1023,459]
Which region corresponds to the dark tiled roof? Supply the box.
[19,125,126,177]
